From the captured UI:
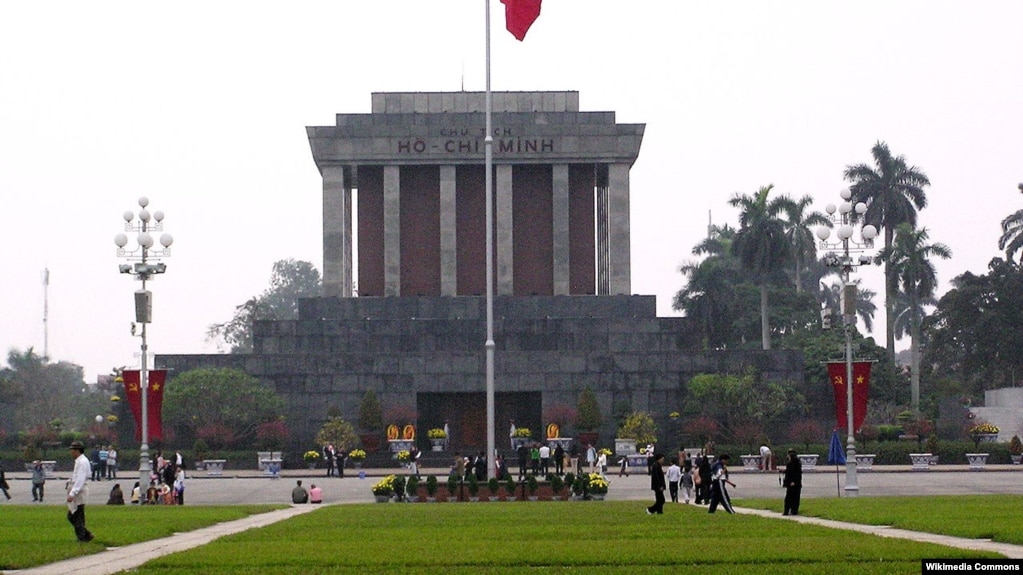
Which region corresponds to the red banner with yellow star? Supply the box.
[122,370,167,442]
[827,361,871,433]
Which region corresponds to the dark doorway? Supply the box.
[418,391,541,453]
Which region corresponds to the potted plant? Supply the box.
[586,472,608,500]
[550,473,565,500]
[563,472,576,497]
[358,390,384,451]
[526,474,539,501]
[446,473,460,502]
[616,411,658,447]
[487,476,501,501]
[427,428,447,451]
[405,475,420,502]
[392,475,407,502]
[511,427,532,450]
[505,476,518,501]
[425,475,439,501]
[303,450,320,469]
[969,423,1000,449]
[348,448,367,468]
[467,474,480,501]
[576,388,604,446]
[1010,435,1023,465]
[371,475,395,502]
[925,434,939,465]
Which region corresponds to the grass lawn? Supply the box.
[0,505,283,570]
[739,494,1023,545]
[134,501,1000,574]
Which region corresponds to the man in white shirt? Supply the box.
[66,441,94,542]
[759,444,773,471]
[538,444,551,476]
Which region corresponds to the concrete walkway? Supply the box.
[6,465,1023,573]
[7,505,321,575]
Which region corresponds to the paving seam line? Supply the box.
[6,505,322,575]
[735,507,1023,559]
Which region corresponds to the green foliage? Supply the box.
[616,411,657,445]
[549,473,564,494]
[314,417,358,452]
[163,367,284,448]
[525,473,538,494]
[0,348,88,438]
[1010,435,1023,456]
[467,473,479,496]
[0,505,282,570]
[575,387,603,431]
[504,475,518,496]
[687,369,805,441]
[405,475,419,498]
[425,475,438,497]
[924,258,1023,397]
[205,259,321,353]
[487,476,500,494]
[357,390,383,433]
[391,475,406,500]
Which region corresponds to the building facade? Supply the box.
[158,92,804,455]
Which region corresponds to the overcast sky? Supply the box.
[2,1,1021,381]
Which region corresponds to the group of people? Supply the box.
[645,447,803,516]
[290,479,323,504]
[88,445,118,481]
[647,451,735,515]
[320,444,348,477]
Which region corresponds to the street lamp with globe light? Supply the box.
[815,188,877,496]
[114,197,173,491]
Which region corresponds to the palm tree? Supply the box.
[844,141,930,363]
[819,279,877,333]
[674,225,743,349]
[997,183,1023,264]
[783,195,831,294]
[729,185,793,350]
[881,224,951,415]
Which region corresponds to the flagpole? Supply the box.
[484,0,496,480]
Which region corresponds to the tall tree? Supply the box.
[729,185,793,350]
[997,183,1023,264]
[673,225,747,349]
[163,367,285,447]
[844,141,930,362]
[881,224,951,415]
[783,195,831,294]
[0,348,87,436]
[206,259,321,353]
[924,258,1023,396]
[819,279,878,333]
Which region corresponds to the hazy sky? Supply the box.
[2,1,1021,381]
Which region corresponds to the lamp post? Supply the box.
[114,197,173,491]
[815,188,876,496]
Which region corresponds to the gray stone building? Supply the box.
[158,91,804,454]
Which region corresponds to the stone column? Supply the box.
[607,163,632,295]
[322,166,352,298]
[552,164,570,295]
[496,165,514,295]
[596,164,610,295]
[383,165,401,296]
[440,165,457,296]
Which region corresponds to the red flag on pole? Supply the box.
[501,0,542,41]
[147,370,167,442]
[122,370,168,442]
[827,361,871,433]
[123,370,142,441]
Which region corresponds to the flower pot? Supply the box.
[740,455,763,471]
[966,453,989,470]
[909,453,932,470]
[1012,454,1022,465]
[430,438,446,451]
[797,454,818,471]
[855,454,876,471]
[307,462,317,470]
[374,495,391,503]
[590,493,606,501]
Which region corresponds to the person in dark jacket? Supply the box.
[695,453,712,504]
[646,453,666,514]
[782,449,802,515]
